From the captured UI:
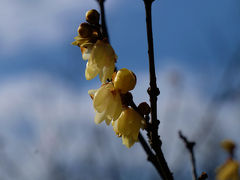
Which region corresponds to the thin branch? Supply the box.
[179,131,198,180]
[96,0,109,41]
[138,133,164,177]
[143,0,173,179]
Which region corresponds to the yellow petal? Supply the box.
[122,135,135,148]
[85,62,99,80]
[94,111,107,124]
[93,84,113,113]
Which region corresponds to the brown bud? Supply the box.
[86,9,100,25]
[78,23,93,38]
[138,102,151,115]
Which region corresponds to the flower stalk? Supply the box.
[97,0,109,41]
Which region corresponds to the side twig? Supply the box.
[143,0,173,179]
[179,131,198,180]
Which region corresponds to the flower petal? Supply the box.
[85,62,99,80]
[94,111,107,124]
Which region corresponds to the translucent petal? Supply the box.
[88,89,97,99]
[99,65,115,83]
[112,93,122,120]
[122,135,135,148]
[104,91,121,119]
[88,89,97,96]
[105,116,112,125]
[94,88,110,112]
[94,111,107,124]
[82,44,93,60]
[117,108,142,138]
[85,62,99,80]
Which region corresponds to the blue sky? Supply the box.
[0,0,240,179]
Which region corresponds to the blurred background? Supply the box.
[0,0,240,179]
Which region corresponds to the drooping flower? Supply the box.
[113,68,136,94]
[85,40,117,83]
[72,9,117,84]
[72,22,98,60]
[112,107,145,148]
[216,140,239,180]
[88,83,122,125]
[216,159,239,180]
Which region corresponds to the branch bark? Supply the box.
[179,131,198,180]
[143,0,173,179]
[96,0,109,41]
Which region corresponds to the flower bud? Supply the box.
[221,140,236,153]
[138,102,151,115]
[78,23,93,38]
[113,68,136,94]
[86,9,100,25]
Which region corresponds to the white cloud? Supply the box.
[0,0,121,55]
[0,67,239,179]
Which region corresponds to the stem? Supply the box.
[179,131,198,180]
[97,0,109,41]
[143,0,173,179]
[138,133,164,177]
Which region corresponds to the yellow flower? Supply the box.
[88,83,122,125]
[72,23,98,60]
[112,107,145,148]
[113,68,136,94]
[85,40,117,83]
[221,140,236,154]
[216,159,239,180]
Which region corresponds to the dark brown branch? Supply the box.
[96,0,109,41]
[143,0,173,179]
[138,133,164,177]
[179,131,198,180]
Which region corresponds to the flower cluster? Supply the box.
[73,10,146,148]
[72,9,117,83]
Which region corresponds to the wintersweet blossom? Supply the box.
[112,107,145,148]
[72,23,98,60]
[216,159,239,180]
[85,40,117,83]
[72,18,117,83]
[88,83,122,125]
[113,68,136,94]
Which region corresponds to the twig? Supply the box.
[96,0,109,41]
[138,133,164,177]
[178,131,198,180]
[143,0,173,179]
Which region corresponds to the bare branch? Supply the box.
[143,0,173,179]
[179,131,198,180]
